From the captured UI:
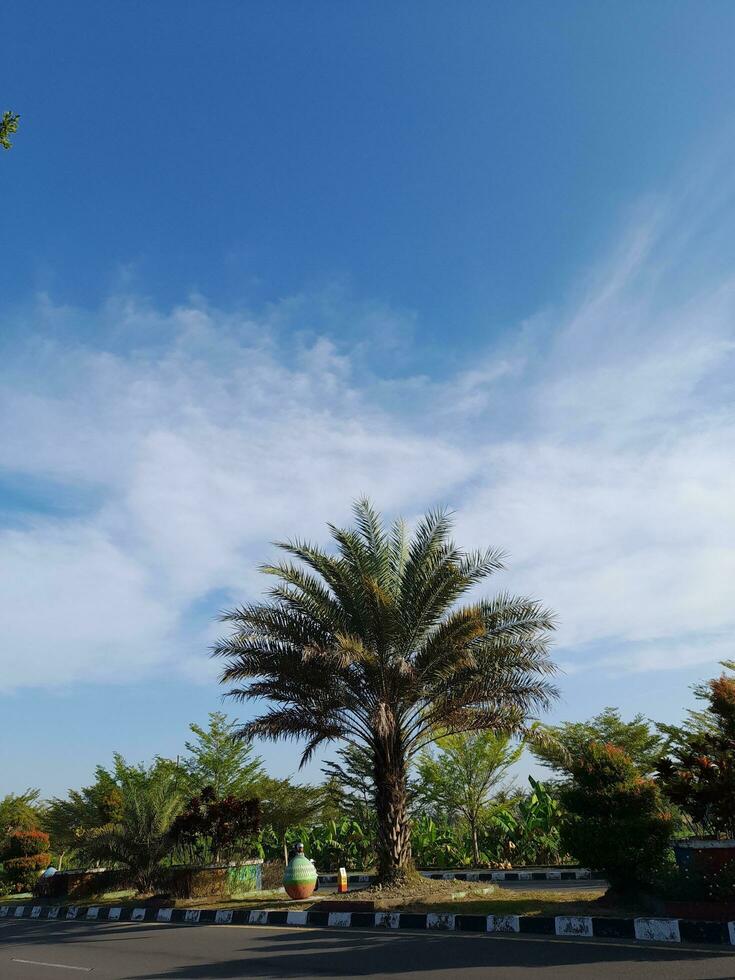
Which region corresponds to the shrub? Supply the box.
[4,829,50,857]
[0,791,42,840]
[560,742,672,890]
[512,777,564,866]
[2,829,51,892]
[260,860,286,889]
[411,816,468,869]
[651,858,735,903]
[284,819,374,871]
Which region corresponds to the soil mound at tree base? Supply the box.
[333,869,496,907]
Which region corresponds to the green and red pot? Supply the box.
[283,844,318,900]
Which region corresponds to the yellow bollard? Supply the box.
[337,867,348,894]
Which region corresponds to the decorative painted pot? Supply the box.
[672,839,735,874]
[283,848,317,900]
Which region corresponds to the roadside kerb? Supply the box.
[1,904,733,947]
[317,868,595,885]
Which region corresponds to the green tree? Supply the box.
[86,770,183,893]
[106,753,178,792]
[657,663,735,838]
[44,769,123,869]
[656,660,735,748]
[214,499,557,882]
[511,776,563,865]
[180,711,265,798]
[1,830,51,893]
[560,742,672,890]
[0,790,42,841]
[44,755,176,869]
[255,776,328,839]
[1,110,20,150]
[416,731,523,865]
[170,787,260,865]
[533,707,665,777]
[321,744,376,826]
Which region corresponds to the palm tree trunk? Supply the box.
[373,736,412,881]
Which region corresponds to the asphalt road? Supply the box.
[2,919,735,979]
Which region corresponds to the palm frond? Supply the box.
[216,499,558,838]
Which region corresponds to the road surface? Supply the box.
[2,918,734,978]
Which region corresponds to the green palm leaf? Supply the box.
[215,499,557,881]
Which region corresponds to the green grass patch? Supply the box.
[399,888,644,917]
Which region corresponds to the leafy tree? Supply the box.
[478,776,563,866]
[1,110,19,150]
[656,660,735,747]
[560,742,672,890]
[657,664,735,838]
[410,815,465,869]
[180,712,265,798]
[283,818,374,871]
[45,763,126,868]
[255,776,328,839]
[416,731,523,864]
[0,790,42,841]
[511,777,563,865]
[321,744,376,826]
[87,770,183,893]
[44,754,177,868]
[532,707,665,777]
[215,499,557,882]
[106,753,178,793]
[1,830,51,893]
[171,786,260,864]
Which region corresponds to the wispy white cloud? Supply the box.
[1,182,734,692]
[453,198,735,670]
[0,297,474,690]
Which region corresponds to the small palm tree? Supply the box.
[88,774,183,894]
[215,500,557,882]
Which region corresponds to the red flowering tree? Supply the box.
[657,670,735,838]
[2,830,51,893]
[170,786,260,865]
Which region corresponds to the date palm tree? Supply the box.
[87,773,183,893]
[215,500,557,882]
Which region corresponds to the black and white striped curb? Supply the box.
[2,904,734,947]
[318,868,595,885]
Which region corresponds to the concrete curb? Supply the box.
[2,904,734,947]
[318,868,595,884]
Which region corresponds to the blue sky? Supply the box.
[2,1,735,797]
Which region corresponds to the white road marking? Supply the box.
[11,959,92,972]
